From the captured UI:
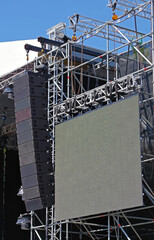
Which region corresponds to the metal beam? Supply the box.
[24,44,49,54]
[38,37,63,47]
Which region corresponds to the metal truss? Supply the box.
[53,70,146,122]
[0,61,34,90]
[69,1,151,44]
[43,53,153,240]
[1,122,16,135]
[107,0,151,20]
[0,1,153,239]
[69,14,148,44]
[37,9,154,240]
[68,205,154,239]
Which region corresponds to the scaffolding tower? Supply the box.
[0,1,154,239]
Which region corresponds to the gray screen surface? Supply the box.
[55,95,143,221]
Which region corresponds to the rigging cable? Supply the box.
[134,12,143,70]
[77,37,84,95]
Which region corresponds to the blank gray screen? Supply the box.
[55,95,143,221]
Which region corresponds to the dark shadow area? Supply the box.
[0,150,29,240]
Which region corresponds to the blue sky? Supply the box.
[0,0,111,42]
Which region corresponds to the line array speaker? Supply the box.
[13,71,54,211]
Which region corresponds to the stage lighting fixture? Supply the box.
[3,85,14,99]
[16,214,30,230]
[57,32,71,42]
[3,85,13,94]
[17,186,25,201]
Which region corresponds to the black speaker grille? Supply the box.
[13,71,54,211]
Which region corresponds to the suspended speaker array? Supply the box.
[14,71,54,211]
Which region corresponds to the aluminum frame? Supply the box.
[0,0,154,239]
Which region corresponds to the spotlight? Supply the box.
[3,85,13,94]
[3,85,14,99]
[17,186,23,196]
[16,213,30,230]
[17,186,25,201]
[57,32,71,43]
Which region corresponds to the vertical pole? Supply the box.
[117,214,120,240]
[59,222,62,240]
[51,55,56,240]
[108,213,110,240]
[67,43,70,98]
[87,66,90,91]
[45,208,49,240]
[107,23,110,83]
[151,0,154,122]
[30,211,33,240]
[81,37,83,94]
[54,62,58,104]
[52,65,55,167]
[134,13,140,71]
[51,206,54,240]
[47,62,50,123]
[79,226,82,240]
[66,221,69,240]
[116,56,118,80]
[61,60,64,102]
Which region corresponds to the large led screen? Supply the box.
[55,95,143,221]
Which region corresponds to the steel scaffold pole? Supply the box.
[151,0,154,124]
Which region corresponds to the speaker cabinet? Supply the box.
[14,71,54,211]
